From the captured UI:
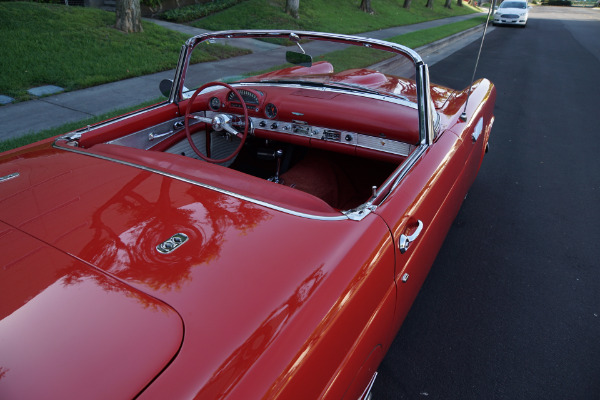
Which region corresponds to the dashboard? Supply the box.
[105,84,420,162]
[201,84,420,159]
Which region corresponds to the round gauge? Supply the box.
[209,97,221,110]
[265,103,278,119]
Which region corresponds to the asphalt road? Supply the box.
[372,5,600,400]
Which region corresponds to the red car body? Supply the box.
[0,31,495,399]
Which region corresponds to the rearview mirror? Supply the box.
[286,51,313,67]
[159,79,172,98]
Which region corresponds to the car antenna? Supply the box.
[461,0,497,122]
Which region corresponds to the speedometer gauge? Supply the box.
[227,89,259,105]
[265,103,278,119]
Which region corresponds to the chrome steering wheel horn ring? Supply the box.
[184,81,249,164]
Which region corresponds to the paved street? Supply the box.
[373,5,600,399]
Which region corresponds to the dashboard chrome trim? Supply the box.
[101,108,414,157]
[357,135,413,156]
[206,112,413,157]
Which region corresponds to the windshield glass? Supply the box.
[180,32,419,104]
[499,1,527,8]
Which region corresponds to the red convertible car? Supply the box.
[0,31,495,399]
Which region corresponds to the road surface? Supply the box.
[373,5,600,399]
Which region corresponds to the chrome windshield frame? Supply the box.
[170,30,432,147]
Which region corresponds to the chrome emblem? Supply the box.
[157,233,189,254]
[0,172,19,183]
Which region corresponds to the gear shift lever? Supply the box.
[268,149,284,184]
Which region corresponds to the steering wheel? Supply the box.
[184,81,249,164]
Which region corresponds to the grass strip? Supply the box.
[162,0,249,23]
[193,0,480,34]
[0,2,249,102]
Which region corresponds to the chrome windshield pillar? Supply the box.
[416,62,434,146]
[170,43,191,104]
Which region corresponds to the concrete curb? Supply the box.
[372,23,490,76]
[418,23,488,60]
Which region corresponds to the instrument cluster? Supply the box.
[227,89,260,105]
[209,88,278,119]
[201,85,414,158]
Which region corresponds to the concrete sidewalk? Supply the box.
[0,14,491,142]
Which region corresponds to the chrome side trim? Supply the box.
[53,141,349,222]
[472,117,484,143]
[390,144,427,191]
[0,172,19,183]
[358,372,378,400]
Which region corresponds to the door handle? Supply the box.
[399,219,423,254]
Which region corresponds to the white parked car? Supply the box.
[493,0,530,27]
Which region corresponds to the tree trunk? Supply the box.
[360,0,374,13]
[457,0,463,6]
[444,0,452,8]
[285,0,300,19]
[425,0,434,9]
[115,0,143,33]
[403,0,412,9]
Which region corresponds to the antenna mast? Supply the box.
[461,0,497,122]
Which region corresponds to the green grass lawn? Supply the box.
[313,16,488,71]
[0,2,248,102]
[192,0,480,33]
